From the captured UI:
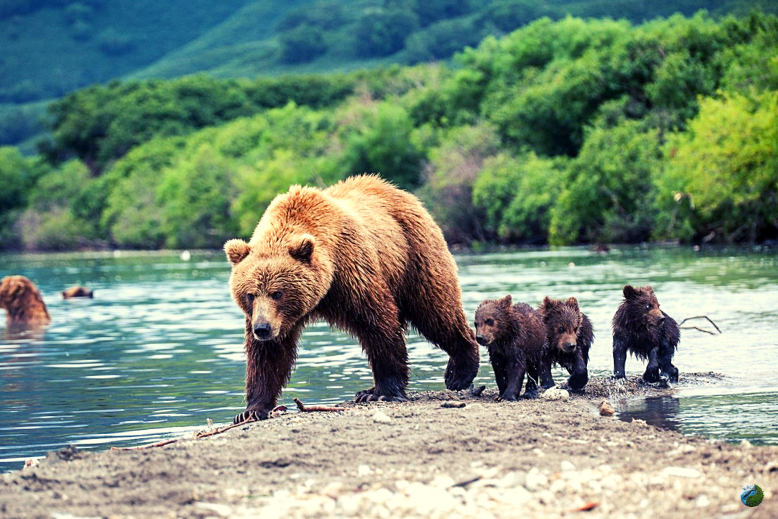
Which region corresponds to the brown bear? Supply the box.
[0,275,51,327]
[612,285,680,383]
[224,175,480,422]
[474,295,547,400]
[538,296,593,391]
[62,286,93,299]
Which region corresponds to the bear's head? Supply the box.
[621,285,665,328]
[474,295,514,347]
[540,296,582,354]
[225,234,332,342]
[0,275,50,325]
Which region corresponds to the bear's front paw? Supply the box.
[444,357,479,391]
[354,387,408,403]
[664,366,679,383]
[233,409,268,424]
[642,366,661,383]
[522,389,539,399]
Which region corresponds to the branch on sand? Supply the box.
[679,315,721,335]
[111,400,343,451]
[294,397,344,413]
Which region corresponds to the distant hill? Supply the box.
[1,0,775,146]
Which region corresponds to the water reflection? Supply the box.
[616,395,682,430]
[1,246,777,472]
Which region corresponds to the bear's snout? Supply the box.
[475,334,488,346]
[253,321,273,340]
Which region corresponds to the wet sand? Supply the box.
[1,374,775,519]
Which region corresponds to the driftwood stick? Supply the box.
[111,405,290,451]
[679,315,722,333]
[293,397,344,413]
[679,325,717,335]
[111,438,179,451]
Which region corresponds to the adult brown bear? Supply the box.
[225,175,480,422]
[0,275,51,327]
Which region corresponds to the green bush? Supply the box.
[549,120,662,244]
[657,92,778,243]
[473,151,566,243]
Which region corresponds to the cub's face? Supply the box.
[474,295,512,346]
[541,296,582,354]
[225,235,327,341]
[623,285,665,327]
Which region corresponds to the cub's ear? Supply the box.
[499,294,513,308]
[289,234,315,263]
[644,285,654,294]
[623,285,638,299]
[566,296,579,312]
[225,239,251,266]
[540,296,554,312]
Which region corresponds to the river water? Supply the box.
[1,246,776,472]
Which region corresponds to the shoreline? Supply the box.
[1,375,775,518]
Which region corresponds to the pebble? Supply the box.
[372,411,392,424]
[542,387,569,401]
[560,460,576,472]
[525,468,548,491]
[599,399,615,416]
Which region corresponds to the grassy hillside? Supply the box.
[1,0,776,148]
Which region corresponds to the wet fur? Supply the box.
[226,175,479,421]
[612,285,680,383]
[0,275,51,327]
[62,286,93,299]
[474,296,547,400]
[538,296,593,391]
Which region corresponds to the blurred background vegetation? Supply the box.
[1,0,777,250]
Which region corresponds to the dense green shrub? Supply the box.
[657,92,778,243]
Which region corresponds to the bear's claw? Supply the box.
[354,387,408,403]
[233,409,268,424]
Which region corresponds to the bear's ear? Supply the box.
[623,285,638,300]
[225,239,251,266]
[566,296,579,312]
[644,285,654,294]
[499,294,512,308]
[289,234,315,263]
[540,296,553,312]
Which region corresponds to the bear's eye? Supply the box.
[645,304,650,310]
[558,326,564,333]
[485,318,494,326]
[246,293,255,303]
[270,291,283,300]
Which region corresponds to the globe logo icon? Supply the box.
[740,484,764,507]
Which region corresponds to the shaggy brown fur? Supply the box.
[0,275,51,327]
[538,296,593,391]
[62,286,93,299]
[225,175,479,422]
[612,285,680,383]
[474,295,547,400]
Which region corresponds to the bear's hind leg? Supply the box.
[352,308,410,403]
[407,299,479,391]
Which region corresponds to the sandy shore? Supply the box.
[1,374,775,519]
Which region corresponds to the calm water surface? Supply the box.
[1,247,776,472]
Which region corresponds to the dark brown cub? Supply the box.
[612,285,680,383]
[538,296,593,391]
[474,295,547,400]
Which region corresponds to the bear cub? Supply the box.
[538,296,594,391]
[612,285,680,383]
[474,295,547,400]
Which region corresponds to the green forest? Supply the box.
[1,6,777,250]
